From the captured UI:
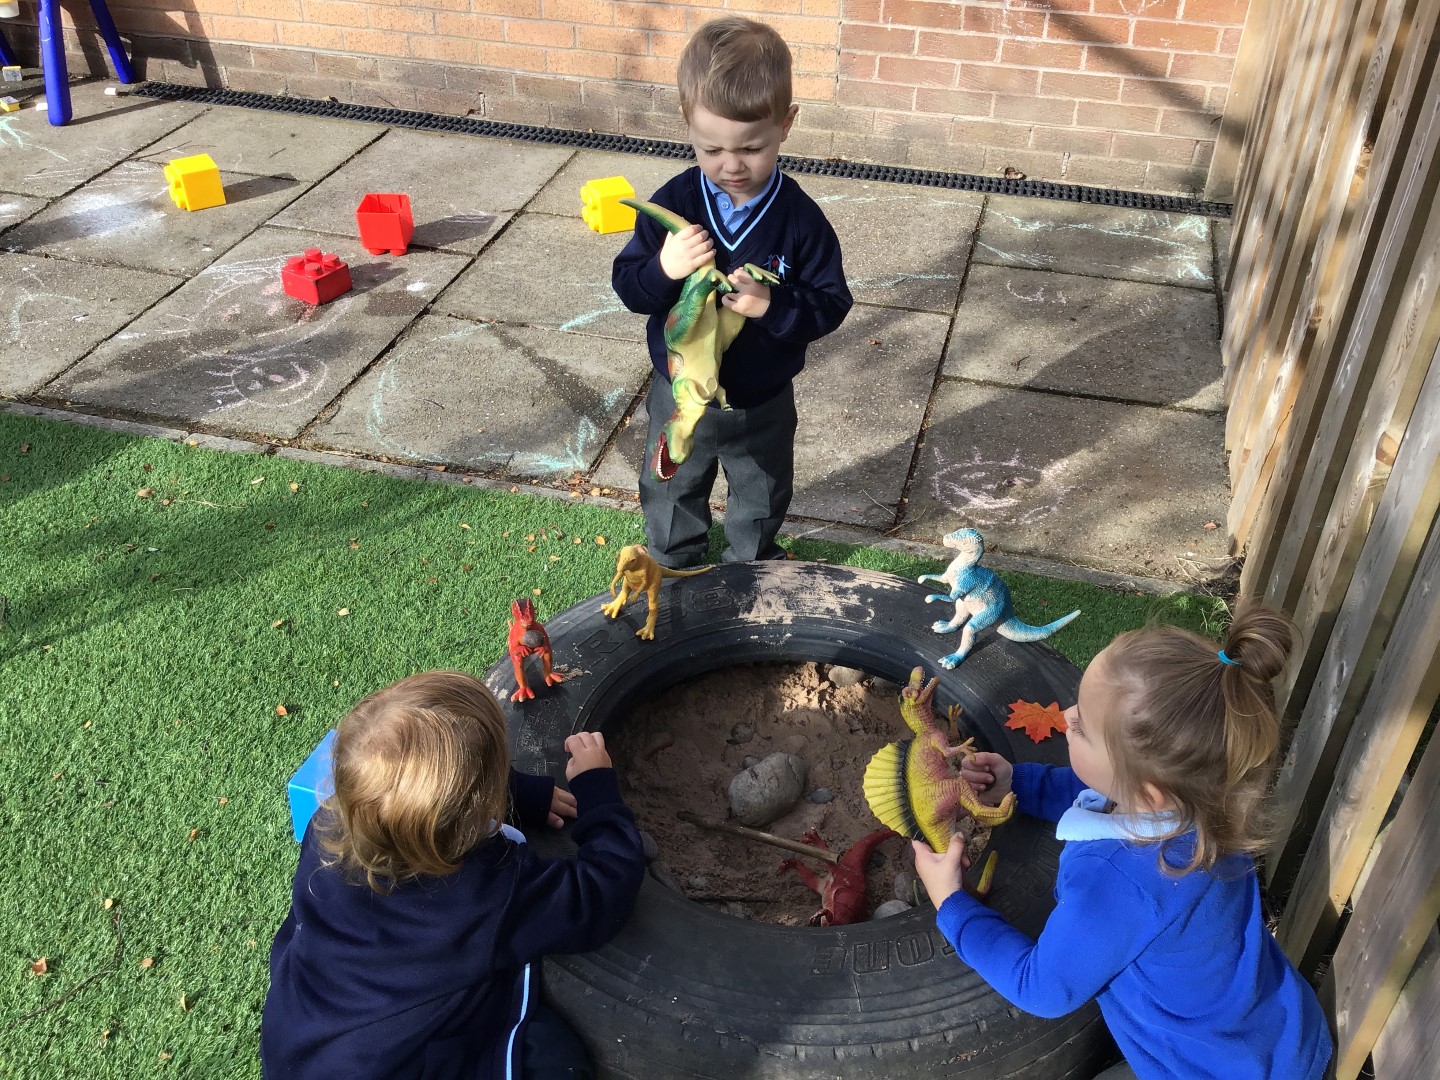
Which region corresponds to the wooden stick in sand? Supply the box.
[677,810,840,864]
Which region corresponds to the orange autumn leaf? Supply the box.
[1006,699,1067,743]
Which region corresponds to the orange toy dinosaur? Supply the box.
[779,828,899,926]
[508,597,562,702]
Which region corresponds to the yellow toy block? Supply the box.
[580,176,636,234]
[0,96,19,113]
[164,153,226,212]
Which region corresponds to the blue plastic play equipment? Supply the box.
[0,1,136,126]
[287,729,337,842]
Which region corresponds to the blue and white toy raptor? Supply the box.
[918,528,1080,669]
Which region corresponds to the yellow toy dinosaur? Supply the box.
[619,198,782,481]
[864,668,1016,878]
[600,545,710,640]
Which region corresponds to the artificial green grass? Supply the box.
[0,412,1224,1077]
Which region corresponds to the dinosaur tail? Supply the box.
[995,610,1081,642]
[660,564,713,578]
[620,198,692,235]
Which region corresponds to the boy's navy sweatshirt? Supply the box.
[260,768,645,1080]
[611,165,853,409]
[936,764,1332,1080]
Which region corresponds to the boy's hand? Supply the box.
[564,731,612,780]
[547,786,578,829]
[659,223,714,280]
[912,838,970,910]
[960,751,1014,808]
[720,270,770,319]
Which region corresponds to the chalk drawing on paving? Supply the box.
[979,209,1212,286]
[929,446,1075,527]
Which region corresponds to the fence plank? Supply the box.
[1320,721,1440,1079]
[1239,8,1440,598]
[1278,440,1440,973]
[1228,0,1432,551]
[1207,0,1284,207]
[1369,930,1440,1080]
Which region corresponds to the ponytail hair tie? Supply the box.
[1218,649,1242,667]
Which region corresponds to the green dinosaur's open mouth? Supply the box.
[654,433,678,481]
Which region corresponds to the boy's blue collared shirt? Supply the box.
[701,167,778,232]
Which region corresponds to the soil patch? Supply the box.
[612,662,990,925]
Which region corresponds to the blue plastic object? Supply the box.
[23,0,135,127]
[287,729,336,842]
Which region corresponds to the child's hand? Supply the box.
[564,731,612,780]
[659,223,714,280]
[961,751,1014,807]
[547,785,578,829]
[911,838,969,909]
[720,270,771,319]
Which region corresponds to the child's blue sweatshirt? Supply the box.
[611,165,853,409]
[260,768,645,1080]
[936,764,1332,1080]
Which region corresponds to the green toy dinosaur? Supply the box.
[620,198,783,481]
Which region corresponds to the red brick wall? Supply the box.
[9,0,1247,194]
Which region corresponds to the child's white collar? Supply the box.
[1055,789,1185,842]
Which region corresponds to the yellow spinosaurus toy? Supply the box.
[620,198,782,482]
[864,668,1016,892]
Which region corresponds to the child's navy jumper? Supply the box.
[611,165,853,409]
[260,768,644,1080]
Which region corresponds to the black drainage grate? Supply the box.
[134,81,1232,218]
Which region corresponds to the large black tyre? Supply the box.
[485,560,1107,1079]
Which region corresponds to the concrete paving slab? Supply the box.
[792,303,949,527]
[434,212,643,341]
[793,175,982,313]
[136,107,385,182]
[974,196,1214,290]
[0,84,202,198]
[47,228,469,438]
[2,159,309,275]
[310,316,651,478]
[526,150,689,217]
[269,129,572,254]
[0,252,177,396]
[904,381,1230,579]
[0,192,47,234]
[945,264,1223,411]
[590,303,949,531]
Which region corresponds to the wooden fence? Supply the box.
[1215,0,1440,1076]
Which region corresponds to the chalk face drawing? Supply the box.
[206,345,330,412]
[929,447,1075,527]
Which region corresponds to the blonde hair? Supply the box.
[1098,604,1296,874]
[317,671,511,893]
[678,17,793,124]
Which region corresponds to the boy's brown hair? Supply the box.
[677,16,793,124]
[1099,604,1295,874]
[317,671,511,893]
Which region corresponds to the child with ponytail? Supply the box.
[912,606,1333,1079]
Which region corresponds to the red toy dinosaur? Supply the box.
[508,597,562,702]
[778,827,898,926]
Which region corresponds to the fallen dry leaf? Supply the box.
[337,608,350,617]
[503,531,510,538]
[433,465,446,472]
[1202,521,1219,530]
[142,463,153,472]
[180,993,191,1012]
[509,485,519,493]
[103,897,114,910]
[31,957,47,975]
[461,563,472,572]
[250,476,264,485]
[573,537,582,545]
[184,438,198,447]
[289,482,299,493]
[549,555,561,562]
[140,956,154,969]
[1005,700,1067,743]
[159,499,171,507]
[83,720,92,730]
[159,1052,172,1061]
[217,796,228,806]
[187,828,199,843]
[136,487,153,498]
[272,619,285,629]
[100,1028,111,1043]
[20,443,31,453]
[595,536,607,545]
[590,487,601,496]
[275,705,288,716]
[527,545,536,553]
[526,534,536,542]
[532,588,542,596]
[460,523,471,531]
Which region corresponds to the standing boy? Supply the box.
[612,16,853,568]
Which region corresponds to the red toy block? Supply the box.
[282,248,353,306]
[355,192,414,256]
